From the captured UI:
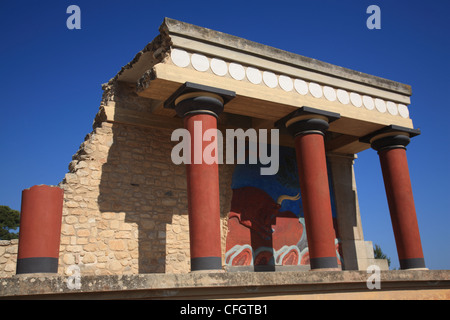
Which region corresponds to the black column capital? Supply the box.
[164,82,235,118]
[360,125,421,152]
[275,106,340,137]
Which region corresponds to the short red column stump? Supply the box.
[16,185,64,274]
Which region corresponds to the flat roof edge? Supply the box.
[163,17,412,96]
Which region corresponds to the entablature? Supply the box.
[103,17,417,154]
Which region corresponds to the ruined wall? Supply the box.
[59,121,233,276]
[0,80,233,278]
[0,240,18,277]
[55,81,234,277]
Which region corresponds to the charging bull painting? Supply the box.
[225,146,342,268]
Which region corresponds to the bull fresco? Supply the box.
[225,146,342,269]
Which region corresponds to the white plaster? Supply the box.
[386,101,398,116]
[323,86,337,101]
[398,104,410,118]
[172,50,410,119]
[337,89,350,105]
[229,62,245,81]
[246,66,262,84]
[375,98,387,113]
[279,75,293,92]
[294,79,308,95]
[262,71,278,88]
[350,92,363,108]
[363,95,375,110]
[171,48,190,68]
[191,53,209,72]
[210,58,228,76]
[309,82,323,98]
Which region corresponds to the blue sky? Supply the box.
[0,0,449,270]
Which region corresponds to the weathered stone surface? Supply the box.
[0,84,235,278]
[0,270,449,300]
[0,240,18,277]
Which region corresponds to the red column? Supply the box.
[16,185,64,274]
[184,113,222,271]
[165,83,235,272]
[294,132,338,269]
[277,107,341,270]
[372,133,425,269]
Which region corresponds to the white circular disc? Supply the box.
[363,95,375,110]
[279,75,293,92]
[191,53,209,72]
[309,82,323,98]
[246,67,262,84]
[350,92,362,107]
[375,98,387,113]
[386,101,398,116]
[323,86,337,101]
[398,104,410,118]
[262,71,278,88]
[337,89,350,104]
[171,48,190,68]
[294,79,308,95]
[229,62,245,80]
[211,58,227,76]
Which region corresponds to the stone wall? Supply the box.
[0,80,234,278]
[0,240,18,277]
[58,119,233,277]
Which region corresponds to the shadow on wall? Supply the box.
[97,122,188,274]
[96,121,234,274]
[95,82,236,274]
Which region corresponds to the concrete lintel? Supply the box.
[1,270,449,300]
[162,18,412,97]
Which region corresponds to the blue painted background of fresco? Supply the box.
[230,145,336,218]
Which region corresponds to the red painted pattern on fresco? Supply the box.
[226,186,342,267]
[226,187,303,266]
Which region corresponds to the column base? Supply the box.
[310,257,339,270]
[399,258,426,270]
[190,257,222,272]
[16,257,59,274]
[14,272,60,278]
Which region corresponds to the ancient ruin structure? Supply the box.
[2,18,446,300]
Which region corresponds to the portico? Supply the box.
[14,17,426,277]
[127,18,424,271]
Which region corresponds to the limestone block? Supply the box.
[108,240,126,251]
[54,120,233,277]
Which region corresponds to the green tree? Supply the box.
[374,243,391,268]
[0,205,20,240]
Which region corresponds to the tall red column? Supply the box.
[16,185,64,274]
[277,107,340,270]
[165,82,235,271]
[370,130,426,269]
[184,112,222,271]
